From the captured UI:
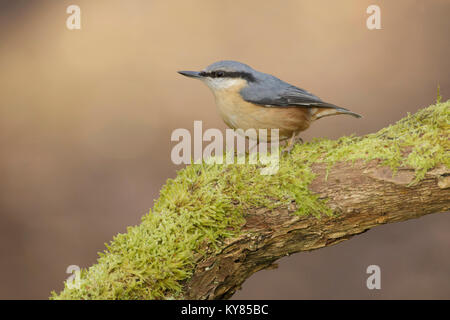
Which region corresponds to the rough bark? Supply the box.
[184,161,450,299]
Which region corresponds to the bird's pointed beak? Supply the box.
[178,70,203,79]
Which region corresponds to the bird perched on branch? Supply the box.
[178,60,361,152]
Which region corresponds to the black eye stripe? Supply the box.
[199,71,256,82]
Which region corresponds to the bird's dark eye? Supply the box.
[216,71,224,77]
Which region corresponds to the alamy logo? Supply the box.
[66,5,81,30]
[366,265,381,290]
[366,5,381,30]
[171,121,280,175]
[66,265,81,289]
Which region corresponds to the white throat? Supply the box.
[202,77,244,91]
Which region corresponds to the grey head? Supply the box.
[178,60,362,118]
[178,60,260,91]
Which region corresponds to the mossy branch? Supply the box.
[52,101,450,300]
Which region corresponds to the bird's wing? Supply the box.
[241,75,325,107]
[240,75,361,118]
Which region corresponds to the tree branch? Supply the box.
[185,161,449,299]
[52,102,450,300]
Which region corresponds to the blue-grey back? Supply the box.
[241,70,323,107]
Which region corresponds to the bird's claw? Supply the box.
[282,136,303,154]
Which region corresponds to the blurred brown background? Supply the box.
[0,0,449,299]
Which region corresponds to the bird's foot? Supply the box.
[282,134,303,154]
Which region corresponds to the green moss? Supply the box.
[437,84,442,104]
[51,101,449,300]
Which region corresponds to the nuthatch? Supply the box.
[178,60,361,150]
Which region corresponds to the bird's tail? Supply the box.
[312,102,362,120]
